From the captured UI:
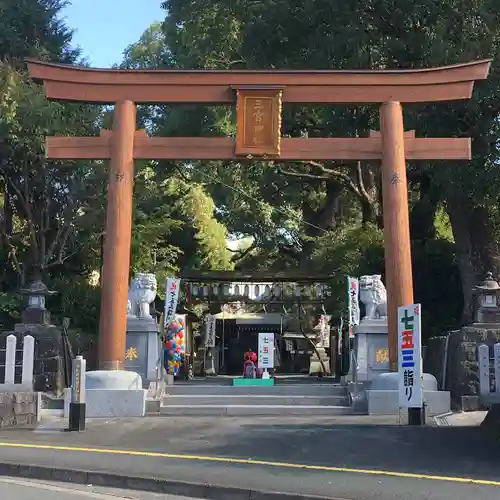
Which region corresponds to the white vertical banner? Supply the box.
[398,304,423,409]
[319,315,331,348]
[164,277,181,328]
[347,277,360,338]
[258,332,274,369]
[204,314,216,347]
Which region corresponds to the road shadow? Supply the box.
[203,421,500,480]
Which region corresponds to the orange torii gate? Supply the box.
[27,58,491,372]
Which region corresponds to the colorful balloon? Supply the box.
[164,317,186,375]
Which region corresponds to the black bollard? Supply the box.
[408,406,425,426]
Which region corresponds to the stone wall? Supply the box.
[0,392,39,428]
[7,325,71,396]
[424,326,500,409]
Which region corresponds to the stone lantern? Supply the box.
[19,280,57,325]
[473,272,500,324]
[13,280,66,396]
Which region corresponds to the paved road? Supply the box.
[13,415,500,479]
[0,446,499,500]
[0,415,499,499]
[0,476,195,500]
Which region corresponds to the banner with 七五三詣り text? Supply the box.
[398,304,423,409]
[163,277,181,329]
[347,277,360,338]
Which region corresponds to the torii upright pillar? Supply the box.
[379,101,414,372]
[98,100,136,370]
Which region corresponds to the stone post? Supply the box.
[68,355,86,431]
[478,344,490,396]
[5,334,16,385]
[495,343,500,395]
[21,335,35,388]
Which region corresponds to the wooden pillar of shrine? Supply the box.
[98,100,136,370]
[379,101,414,372]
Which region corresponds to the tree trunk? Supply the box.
[300,181,343,270]
[446,196,500,325]
[361,197,377,226]
[359,165,380,227]
[447,197,479,324]
[410,173,437,242]
[299,323,328,376]
[470,206,500,277]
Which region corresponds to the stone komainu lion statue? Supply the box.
[127,273,157,319]
[359,274,387,320]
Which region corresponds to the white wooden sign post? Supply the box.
[398,304,424,425]
[258,332,274,379]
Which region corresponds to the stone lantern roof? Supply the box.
[473,272,500,325]
[474,272,500,293]
[19,280,57,325]
[19,280,57,299]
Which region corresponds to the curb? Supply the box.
[433,412,452,427]
[0,462,335,500]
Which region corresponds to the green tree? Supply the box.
[0,0,78,64]
[0,65,102,283]
[0,0,102,331]
[159,0,500,327]
[129,166,234,285]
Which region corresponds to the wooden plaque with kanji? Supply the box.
[235,88,282,157]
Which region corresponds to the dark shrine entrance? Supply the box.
[182,271,339,378]
[26,58,491,373]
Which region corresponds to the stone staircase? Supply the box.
[158,379,353,416]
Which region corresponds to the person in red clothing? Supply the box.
[243,349,257,378]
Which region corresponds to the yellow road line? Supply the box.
[0,441,498,487]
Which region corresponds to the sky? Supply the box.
[61,1,165,68]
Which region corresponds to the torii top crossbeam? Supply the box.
[25,57,492,374]
[27,58,490,104]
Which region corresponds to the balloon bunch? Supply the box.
[164,317,185,376]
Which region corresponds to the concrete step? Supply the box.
[164,384,348,397]
[162,394,351,406]
[158,404,354,416]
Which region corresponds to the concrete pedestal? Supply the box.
[366,372,451,416]
[64,370,147,418]
[309,347,331,375]
[350,320,450,416]
[125,317,161,384]
[354,319,391,382]
[204,347,217,375]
